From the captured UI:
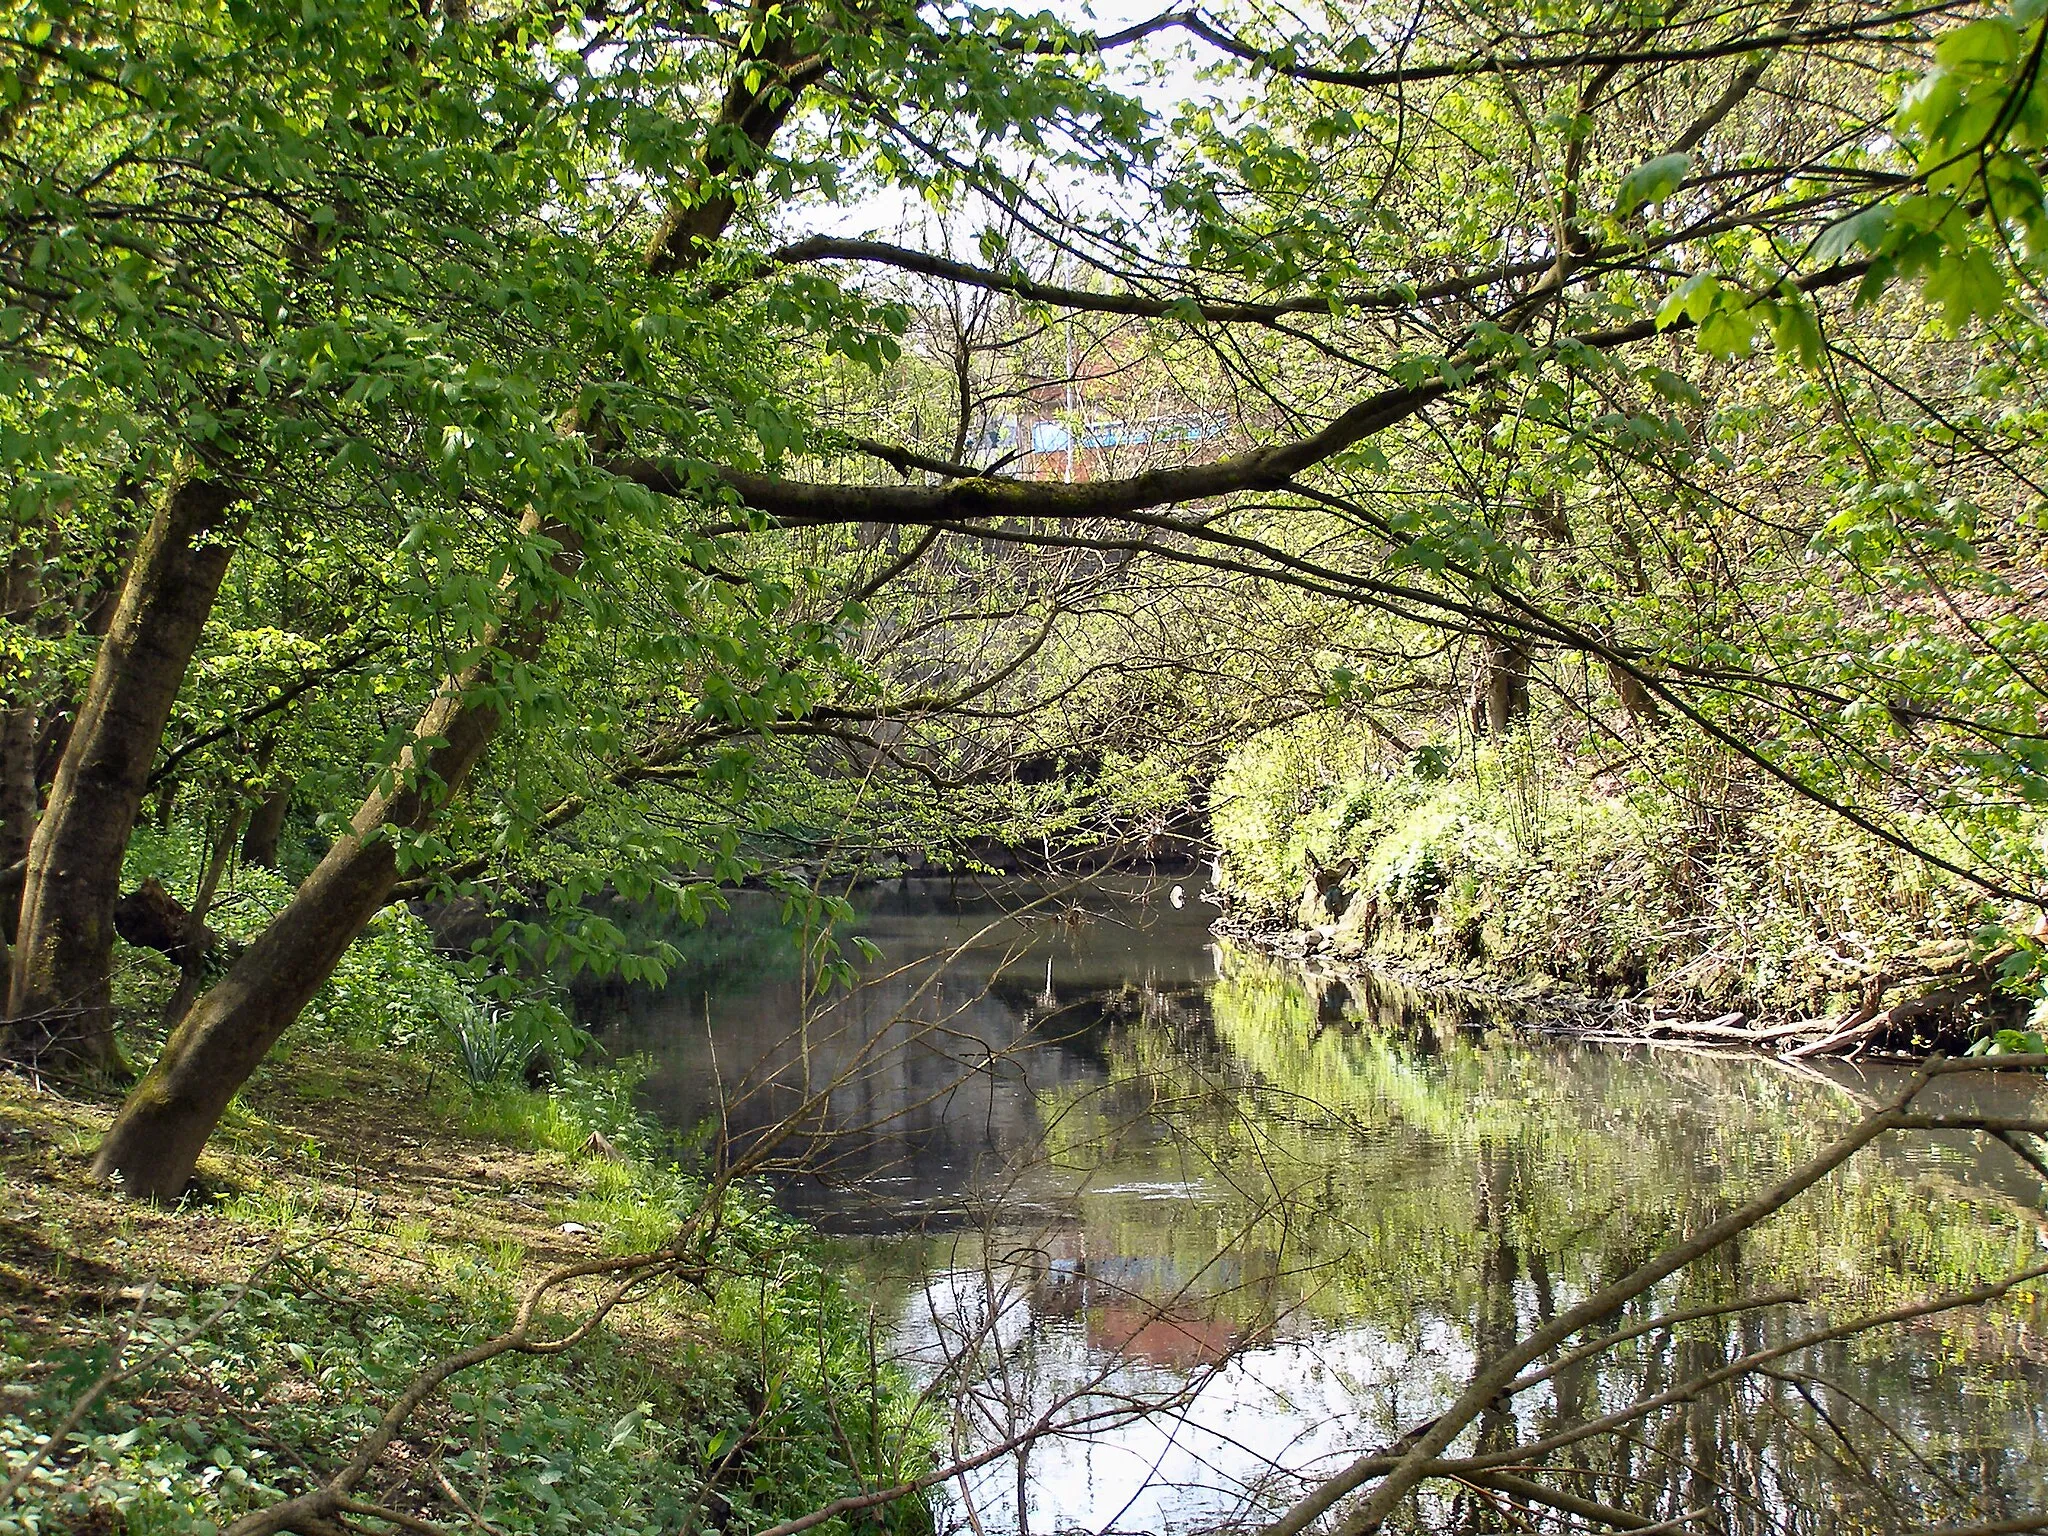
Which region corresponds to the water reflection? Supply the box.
[600,880,1220,1229]
[587,879,2048,1535]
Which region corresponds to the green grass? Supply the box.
[1,967,934,1536]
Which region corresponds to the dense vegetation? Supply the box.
[0,986,937,1534]
[1210,721,2012,1029]
[5,0,2048,1527]
[6,0,2048,1179]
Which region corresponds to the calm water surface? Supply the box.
[588,879,2048,1535]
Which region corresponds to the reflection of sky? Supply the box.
[894,1261,1478,1536]
[888,1245,2048,1536]
[597,881,2048,1533]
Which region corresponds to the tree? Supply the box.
[5,0,2048,1195]
[7,476,237,1070]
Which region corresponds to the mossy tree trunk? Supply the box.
[1,544,43,954]
[92,516,577,1198]
[5,477,240,1074]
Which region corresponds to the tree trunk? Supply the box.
[1470,637,1531,736]
[0,706,33,1004]
[93,515,576,1198]
[161,798,246,1031]
[2,541,45,947]
[0,707,36,921]
[241,785,290,870]
[4,476,239,1074]
[33,483,143,791]
[0,702,33,1004]
[1607,661,1662,730]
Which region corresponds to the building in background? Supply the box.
[965,411,1231,481]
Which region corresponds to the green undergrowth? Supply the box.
[2,1067,934,1536]
[1212,716,2043,1020]
[2,834,935,1536]
[119,825,591,1078]
[4,1234,928,1536]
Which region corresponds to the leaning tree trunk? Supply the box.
[4,477,239,1073]
[32,483,143,791]
[93,516,576,1198]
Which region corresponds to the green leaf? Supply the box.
[1813,205,1893,264]
[1698,303,1759,359]
[1638,366,1702,406]
[1615,152,1692,216]
[1934,17,2020,70]
[1656,272,1721,329]
[1922,244,2007,330]
[1768,298,1825,366]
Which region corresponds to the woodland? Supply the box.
[4,0,2048,1530]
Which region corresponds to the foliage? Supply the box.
[11,0,2048,1526]
[0,1044,932,1536]
[1211,717,2020,1016]
[121,824,588,1073]
[7,0,2048,1123]
[439,991,587,1088]
[0,1240,927,1536]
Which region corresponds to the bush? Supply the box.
[1209,715,1376,907]
[121,823,587,1079]
[1211,723,2011,1011]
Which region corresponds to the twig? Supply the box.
[1266,1058,2048,1536]
[223,1243,694,1536]
[0,1246,286,1508]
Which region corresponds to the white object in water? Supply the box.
[1169,885,1186,908]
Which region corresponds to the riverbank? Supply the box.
[1213,903,2035,1056]
[1211,909,1619,1027]
[1207,725,2041,1057]
[0,1034,932,1533]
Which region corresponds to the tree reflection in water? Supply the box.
[594,880,2048,1536]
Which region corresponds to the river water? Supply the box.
[590,878,2048,1535]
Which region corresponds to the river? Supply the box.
[586,877,2048,1535]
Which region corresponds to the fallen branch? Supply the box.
[221,1242,696,1536]
[1467,1471,1655,1531]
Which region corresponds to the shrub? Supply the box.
[1211,726,2015,1011]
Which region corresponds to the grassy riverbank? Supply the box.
[1211,720,2042,1038]
[0,937,931,1533]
